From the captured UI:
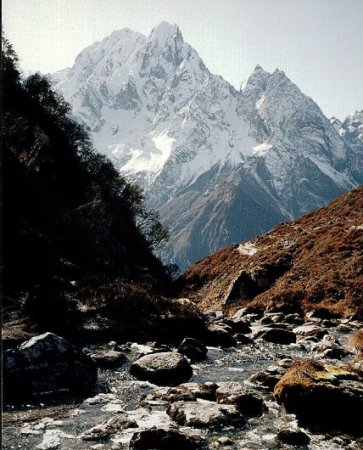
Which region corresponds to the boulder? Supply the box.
[277,429,310,446]
[130,352,192,386]
[234,333,255,345]
[167,400,246,429]
[274,360,363,434]
[283,314,305,326]
[321,319,339,328]
[143,386,196,405]
[130,427,207,450]
[90,349,127,368]
[306,308,341,320]
[225,318,252,334]
[179,382,218,400]
[248,371,281,391]
[178,337,208,362]
[206,323,236,348]
[216,382,267,417]
[3,332,97,401]
[312,336,351,360]
[81,413,137,441]
[253,328,296,345]
[293,324,328,339]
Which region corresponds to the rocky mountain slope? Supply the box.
[53,22,362,269]
[177,186,363,317]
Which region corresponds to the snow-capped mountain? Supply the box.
[53,22,361,269]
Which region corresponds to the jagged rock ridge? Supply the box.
[53,22,362,269]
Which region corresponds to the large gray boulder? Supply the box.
[3,332,97,401]
[167,400,246,429]
[130,351,192,386]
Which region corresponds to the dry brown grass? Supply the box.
[177,186,363,317]
[350,329,363,355]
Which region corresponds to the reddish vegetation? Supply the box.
[177,186,363,317]
[350,329,363,355]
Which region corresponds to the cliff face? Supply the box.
[177,186,363,317]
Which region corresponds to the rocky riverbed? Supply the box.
[3,310,363,450]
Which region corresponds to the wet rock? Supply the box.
[90,349,127,368]
[3,332,97,401]
[283,313,305,326]
[180,382,218,400]
[319,347,351,359]
[234,333,255,345]
[178,337,208,362]
[274,360,363,434]
[215,436,235,447]
[294,324,328,339]
[258,316,274,325]
[224,318,252,334]
[277,429,310,446]
[167,400,246,429]
[143,386,196,404]
[306,308,341,320]
[312,335,351,360]
[130,426,207,449]
[216,382,267,417]
[130,352,192,386]
[336,324,353,333]
[206,323,237,348]
[248,371,281,391]
[253,327,296,344]
[321,319,339,328]
[81,413,137,441]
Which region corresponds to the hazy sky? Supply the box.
[3,0,363,119]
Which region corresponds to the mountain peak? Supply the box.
[149,21,183,44]
[240,64,270,93]
[253,64,267,73]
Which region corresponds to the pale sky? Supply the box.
[3,0,363,119]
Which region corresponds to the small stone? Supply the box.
[81,413,137,441]
[178,337,208,362]
[248,371,280,390]
[179,382,218,400]
[90,350,127,368]
[277,429,310,446]
[130,426,207,449]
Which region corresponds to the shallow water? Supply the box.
[3,321,362,450]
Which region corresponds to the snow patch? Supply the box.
[238,242,258,256]
[252,143,272,157]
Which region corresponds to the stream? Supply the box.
[3,316,362,450]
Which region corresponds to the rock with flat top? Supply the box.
[130,351,192,386]
[167,400,246,429]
